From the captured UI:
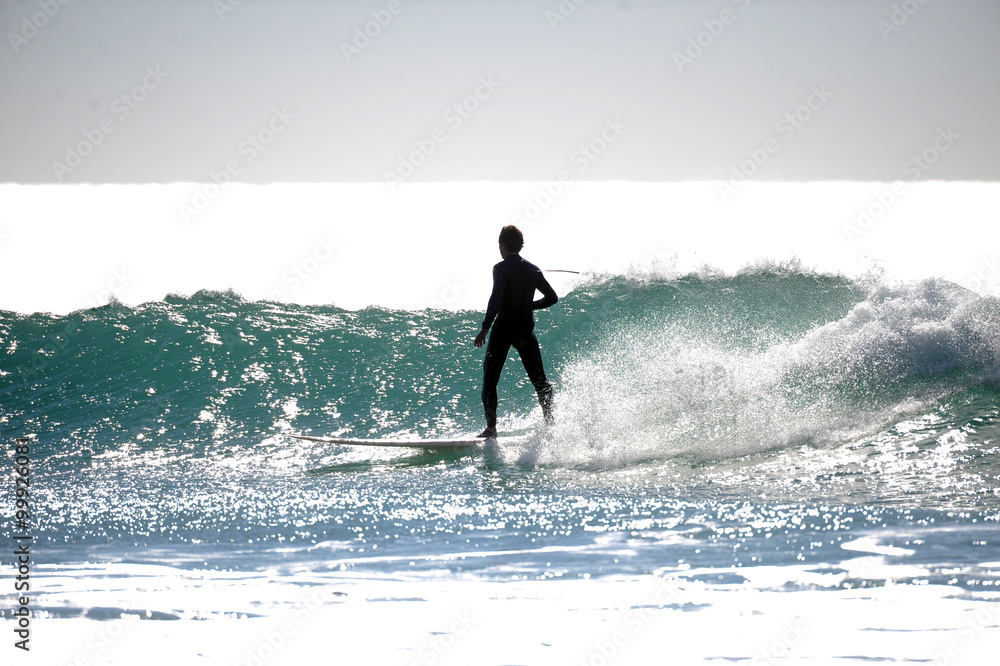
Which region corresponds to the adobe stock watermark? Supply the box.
[751,619,808,665]
[7,0,73,54]
[178,107,295,223]
[412,609,477,666]
[509,117,628,226]
[427,277,466,310]
[545,0,587,31]
[79,268,134,310]
[72,612,142,661]
[971,254,999,293]
[235,587,345,666]
[384,76,500,192]
[269,235,340,301]
[843,126,959,243]
[673,0,752,73]
[928,604,998,666]
[16,268,134,380]
[717,85,833,202]
[576,576,683,666]
[340,0,410,63]
[51,66,169,180]
[878,0,933,41]
[647,244,678,272]
[575,243,671,338]
[32,588,180,659]
[213,0,245,21]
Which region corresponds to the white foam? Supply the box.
[12,563,1000,666]
[519,277,999,467]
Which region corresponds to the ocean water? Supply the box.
[3,268,999,592]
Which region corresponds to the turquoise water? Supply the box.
[2,269,999,586]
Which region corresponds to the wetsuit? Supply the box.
[480,254,558,432]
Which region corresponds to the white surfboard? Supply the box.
[291,434,490,449]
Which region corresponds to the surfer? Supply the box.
[474,225,558,438]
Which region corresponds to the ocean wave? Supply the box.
[1,271,997,471]
[521,273,1000,466]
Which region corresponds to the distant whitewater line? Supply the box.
[0,181,996,315]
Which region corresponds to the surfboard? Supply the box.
[291,434,489,449]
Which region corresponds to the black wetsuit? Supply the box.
[480,254,558,429]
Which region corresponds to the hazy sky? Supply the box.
[1,0,998,183]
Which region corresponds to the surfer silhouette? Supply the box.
[474,225,558,438]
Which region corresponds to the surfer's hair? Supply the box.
[499,225,524,252]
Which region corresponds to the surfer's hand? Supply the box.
[474,329,487,348]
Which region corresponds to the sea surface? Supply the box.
[2,268,999,596]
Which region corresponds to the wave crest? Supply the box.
[531,277,1000,467]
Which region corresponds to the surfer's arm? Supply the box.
[475,265,504,347]
[532,274,558,310]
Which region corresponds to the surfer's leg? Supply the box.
[514,335,553,424]
[481,333,511,437]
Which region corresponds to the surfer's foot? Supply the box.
[477,426,497,439]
